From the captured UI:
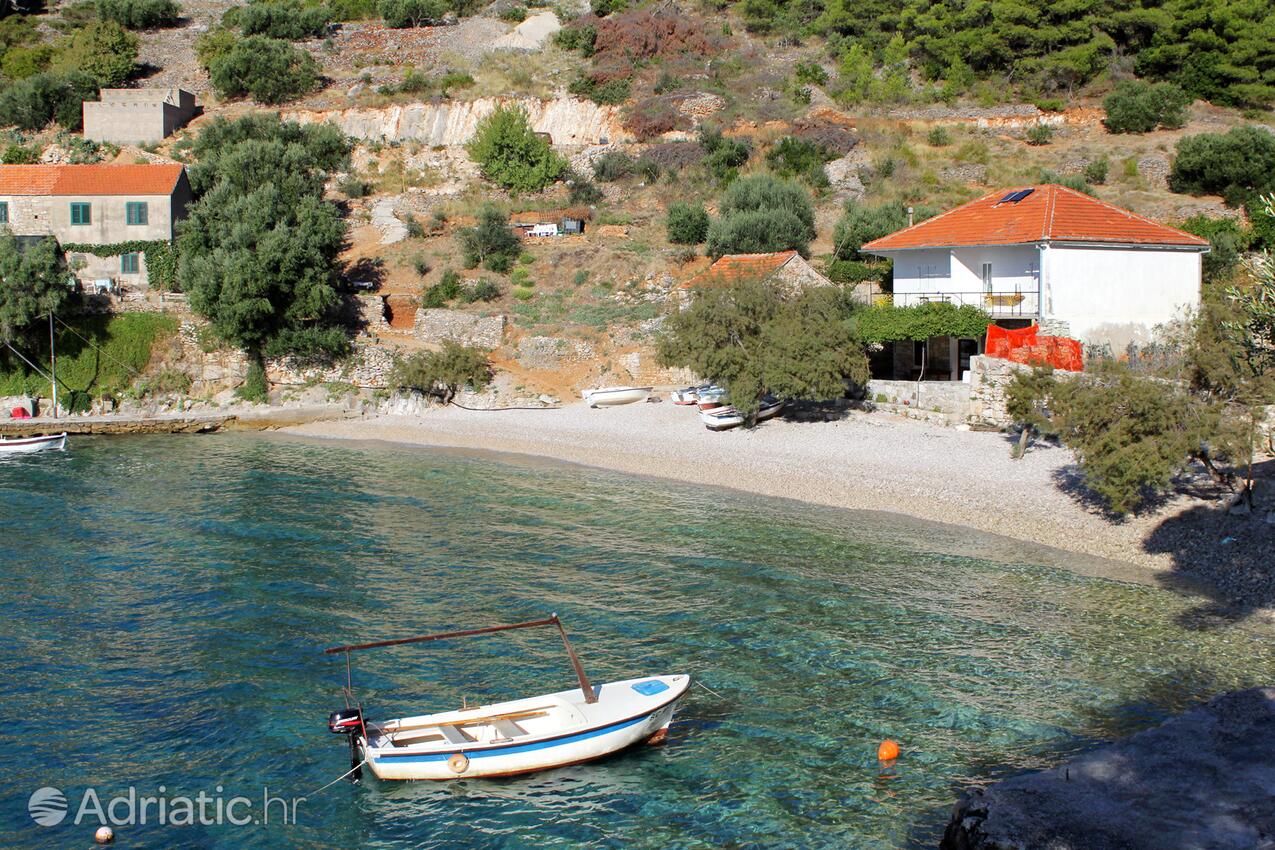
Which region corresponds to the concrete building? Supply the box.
[861,184,1209,377]
[82,88,197,145]
[0,163,191,290]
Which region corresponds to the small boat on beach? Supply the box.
[325,615,690,781]
[669,386,701,405]
[582,386,653,407]
[0,432,67,454]
[695,387,728,411]
[700,399,785,431]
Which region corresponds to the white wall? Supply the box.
[886,245,1040,315]
[889,249,951,295]
[1042,245,1201,350]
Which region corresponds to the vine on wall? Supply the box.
[61,240,177,291]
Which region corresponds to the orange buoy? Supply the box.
[877,739,900,761]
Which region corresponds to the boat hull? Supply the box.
[361,675,688,781]
[0,432,67,454]
[583,387,653,408]
[701,401,784,431]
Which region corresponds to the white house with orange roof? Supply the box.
[862,184,1209,353]
[0,163,191,291]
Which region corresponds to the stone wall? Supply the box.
[514,335,595,370]
[413,308,506,348]
[267,344,395,388]
[357,295,390,336]
[966,355,1084,429]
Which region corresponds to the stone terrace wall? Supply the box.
[414,309,506,348]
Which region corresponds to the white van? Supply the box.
[528,223,559,237]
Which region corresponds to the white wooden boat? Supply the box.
[669,386,700,405]
[700,399,785,431]
[695,387,728,411]
[0,432,67,454]
[582,386,653,407]
[325,616,690,782]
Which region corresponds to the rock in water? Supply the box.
[941,688,1275,850]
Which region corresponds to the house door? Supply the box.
[981,262,993,294]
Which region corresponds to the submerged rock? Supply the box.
[941,687,1275,850]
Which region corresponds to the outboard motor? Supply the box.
[327,707,364,782]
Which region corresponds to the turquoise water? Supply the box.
[2,434,1273,849]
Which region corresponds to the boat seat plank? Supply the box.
[384,706,554,734]
[439,724,474,745]
[491,719,527,739]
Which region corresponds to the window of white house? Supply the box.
[918,264,939,279]
[981,262,993,292]
[126,202,148,226]
[121,252,140,274]
[70,202,91,225]
[0,201,8,223]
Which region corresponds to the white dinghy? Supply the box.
[700,399,785,431]
[325,615,689,781]
[0,432,67,454]
[582,386,653,408]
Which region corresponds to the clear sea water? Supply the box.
[2,433,1273,849]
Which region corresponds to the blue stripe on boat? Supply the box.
[373,711,650,763]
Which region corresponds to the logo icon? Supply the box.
[28,787,68,827]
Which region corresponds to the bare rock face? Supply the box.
[941,687,1275,850]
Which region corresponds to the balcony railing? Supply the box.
[883,290,1041,317]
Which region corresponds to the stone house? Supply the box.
[0,163,192,290]
[677,251,832,300]
[82,88,198,145]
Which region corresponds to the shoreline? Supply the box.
[282,402,1234,595]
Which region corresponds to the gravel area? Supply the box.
[286,402,1274,613]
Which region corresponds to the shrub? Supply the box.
[379,0,446,27]
[666,201,708,244]
[338,176,372,197]
[390,341,492,402]
[717,172,815,235]
[207,35,321,103]
[1169,126,1275,207]
[1083,157,1109,185]
[926,125,951,146]
[1103,80,1191,133]
[553,23,596,56]
[2,143,40,163]
[1179,214,1253,281]
[466,103,566,193]
[827,258,887,284]
[135,368,192,397]
[832,200,937,261]
[96,0,181,29]
[457,205,521,270]
[0,72,98,131]
[52,20,139,87]
[462,278,501,302]
[590,0,625,16]
[765,136,832,187]
[699,126,750,184]
[566,171,603,204]
[327,0,379,19]
[498,5,526,21]
[411,254,430,276]
[568,73,630,105]
[1037,169,1095,195]
[421,268,462,307]
[263,326,350,364]
[1024,123,1054,145]
[593,151,634,181]
[706,209,811,258]
[234,0,331,39]
[404,213,425,238]
[794,60,828,87]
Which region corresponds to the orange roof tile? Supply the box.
[681,251,798,289]
[0,164,185,197]
[862,185,1208,252]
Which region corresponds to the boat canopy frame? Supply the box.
[324,614,598,706]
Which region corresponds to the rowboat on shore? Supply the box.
[701,399,785,431]
[695,387,728,411]
[325,615,690,781]
[582,386,653,407]
[0,432,67,454]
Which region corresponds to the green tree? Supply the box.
[457,205,521,271]
[233,0,331,39]
[206,35,321,103]
[1169,126,1275,208]
[765,136,833,187]
[177,115,352,367]
[832,200,936,261]
[52,20,139,87]
[0,72,97,131]
[658,278,868,420]
[719,173,815,236]
[1102,80,1191,133]
[0,232,69,345]
[378,0,446,27]
[1179,214,1253,281]
[836,44,874,104]
[96,0,182,29]
[389,341,492,404]
[667,201,709,245]
[466,104,566,194]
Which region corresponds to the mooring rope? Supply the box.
[695,681,726,700]
[302,758,368,798]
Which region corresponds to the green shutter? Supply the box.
[127,202,148,226]
[70,202,91,225]
[121,253,140,274]
[0,202,7,224]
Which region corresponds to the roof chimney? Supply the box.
[907,206,914,227]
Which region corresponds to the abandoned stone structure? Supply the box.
[82,89,198,145]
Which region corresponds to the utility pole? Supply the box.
[49,312,57,419]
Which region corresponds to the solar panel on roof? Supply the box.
[997,191,1019,203]
[996,188,1036,205]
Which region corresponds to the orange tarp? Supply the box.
[986,324,1083,371]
